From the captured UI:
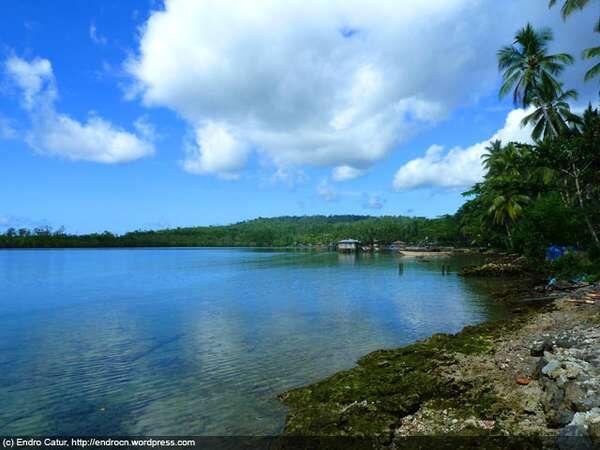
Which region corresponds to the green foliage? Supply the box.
[549,0,600,87]
[497,23,574,108]
[548,0,592,19]
[0,215,464,248]
[458,105,600,254]
[551,252,600,281]
[521,82,580,140]
[510,194,584,257]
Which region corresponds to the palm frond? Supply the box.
[582,46,600,59]
[584,62,600,81]
[549,0,592,19]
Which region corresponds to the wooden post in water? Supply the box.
[398,263,404,275]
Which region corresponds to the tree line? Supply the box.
[0,215,463,248]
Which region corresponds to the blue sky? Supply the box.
[0,0,597,233]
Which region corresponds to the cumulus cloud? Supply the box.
[6,57,55,109]
[124,0,498,178]
[182,122,249,179]
[362,194,385,210]
[332,165,364,182]
[126,0,595,179]
[268,166,309,188]
[393,109,534,191]
[316,179,338,201]
[5,56,154,163]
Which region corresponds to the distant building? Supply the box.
[337,239,361,252]
[390,240,407,250]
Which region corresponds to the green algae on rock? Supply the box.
[279,316,529,441]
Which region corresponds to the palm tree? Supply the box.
[549,1,599,84]
[498,24,574,107]
[521,80,581,140]
[582,18,600,83]
[488,193,531,247]
[481,140,503,176]
[548,0,592,19]
[482,142,525,180]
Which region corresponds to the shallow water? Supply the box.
[0,249,510,435]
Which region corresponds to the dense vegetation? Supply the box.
[455,2,600,277]
[0,215,462,248]
[1,0,599,278]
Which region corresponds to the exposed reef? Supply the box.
[279,284,600,448]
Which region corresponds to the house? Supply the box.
[337,239,361,252]
[389,240,407,251]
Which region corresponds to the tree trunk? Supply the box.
[543,107,560,138]
[505,223,513,250]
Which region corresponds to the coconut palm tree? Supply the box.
[498,23,574,107]
[481,140,503,176]
[521,80,581,140]
[549,1,599,85]
[488,193,531,247]
[582,18,600,83]
[548,0,594,19]
[482,142,526,181]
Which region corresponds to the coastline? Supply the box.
[279,283,600,445]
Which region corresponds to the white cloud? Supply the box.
[268,166,309,188]
[316,179,338,201]
[126,0,595,179]
[89,23,107,45]
[0,116,17,139]
[124,0,497,178]
[392,108,534,191]
[362,194,384,210]
[182,122,249,179]
[6,57,55,109]
[134,116,159,141]
[5,56,155,163]
[332,165,364,182]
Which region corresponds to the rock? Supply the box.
[554,280,578,291]
[516,376,531,385]
[542,360,563,379]
[563,362,582,379]
[557,425,593,450]
[565,383,587,412]
[589,421,600,443]
[543,382,574,427]
[531,339,553,356]
[463,418,479,428]
[574,396,600,412]
[523,396,539,414]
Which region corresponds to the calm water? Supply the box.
[0,249,510,435]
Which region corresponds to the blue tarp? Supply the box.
[545,245,568,261]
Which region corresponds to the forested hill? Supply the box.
[0,214,462,248]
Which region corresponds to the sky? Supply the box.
[0,0,597,234]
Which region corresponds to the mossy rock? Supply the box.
[280,316,530,438]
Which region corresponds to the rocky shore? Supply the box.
[279,283,600,448]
